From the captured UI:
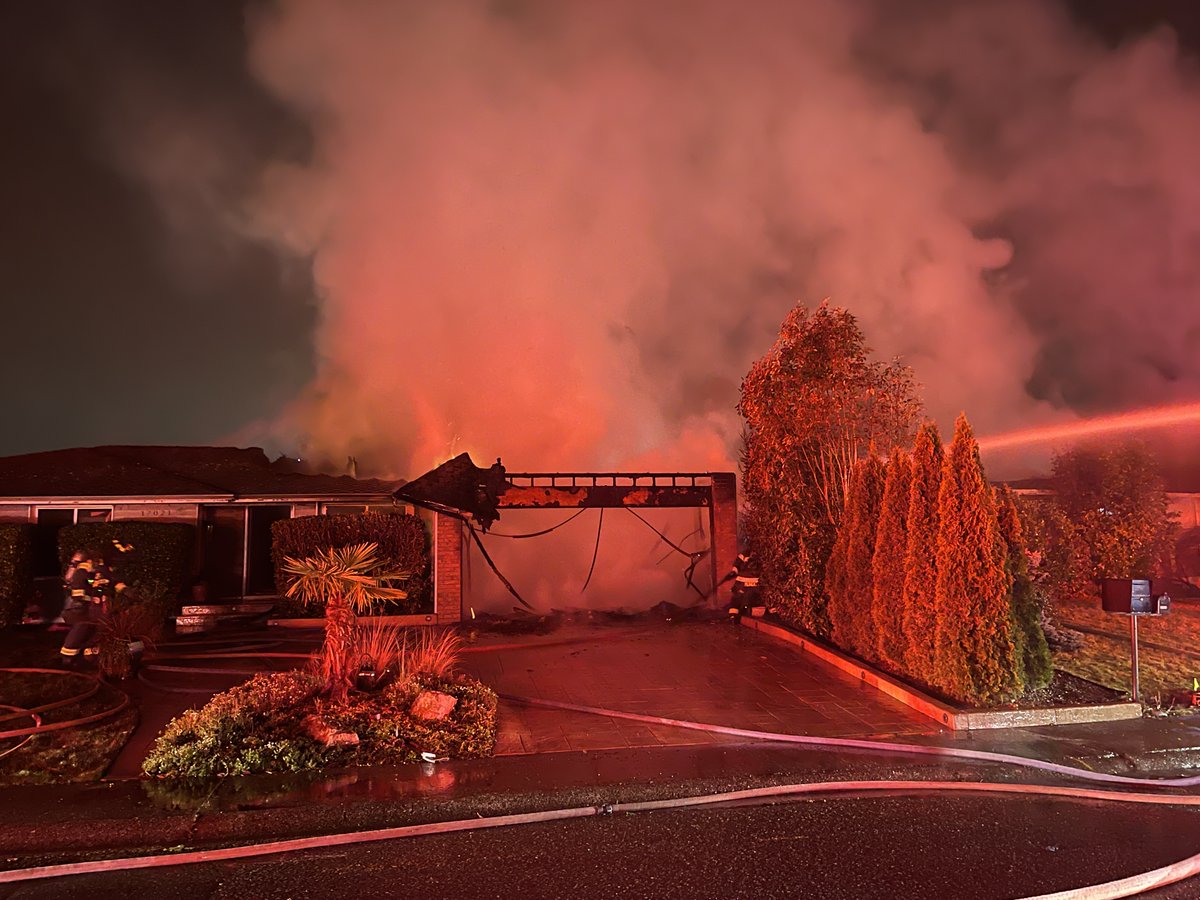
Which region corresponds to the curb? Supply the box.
[740,617,1142,731]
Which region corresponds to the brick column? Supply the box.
[433,512,463,624]
[708,473,738,608]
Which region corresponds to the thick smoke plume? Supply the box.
[228,0,1193,478]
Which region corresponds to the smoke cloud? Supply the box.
[223,0,1200,480]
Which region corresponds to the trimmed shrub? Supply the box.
[142,670,329,779]
[872,449,912,670]
[0,524,33,629]
[272,513,431,616]
[58,522,194,620]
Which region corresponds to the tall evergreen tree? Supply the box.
[872,449,912,671]
[825,463,858,649]
[901,423,943,680]
[996,486,1053,692]
[740,302,921,637]
[933,414,1018,704]
[830,455,886,659]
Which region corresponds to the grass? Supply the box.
[0,627,139,785]
[0,669,138,785]
[1050,596,1200,705]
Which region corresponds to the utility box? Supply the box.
[1101,578,1171,615]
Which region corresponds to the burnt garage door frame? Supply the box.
[394,454,737,624]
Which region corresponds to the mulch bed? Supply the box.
[1015,670,1125,708]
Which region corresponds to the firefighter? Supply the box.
[727,550,762,617]
[58,546,127,667]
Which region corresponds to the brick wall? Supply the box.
[709,473,738,608]
[433,512,463,624]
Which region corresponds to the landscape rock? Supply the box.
[300,714,360,747]
[410,690,458,722]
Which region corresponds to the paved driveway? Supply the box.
[460,620,944,755]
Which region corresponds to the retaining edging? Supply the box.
[740,617,1142,731]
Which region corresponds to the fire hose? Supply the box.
[0,668,128,742]
[0,778,1199,898]
[10,644,1200,896]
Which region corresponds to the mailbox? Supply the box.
[1101,578,1171,615]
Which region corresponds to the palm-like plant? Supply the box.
[282,542,410,702]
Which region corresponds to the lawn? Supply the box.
[1050,596,1200,706]
[0,627,139,785]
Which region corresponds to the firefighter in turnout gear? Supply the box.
[59,546,127,666]
[726,550,763,617]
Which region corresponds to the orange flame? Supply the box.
[977,401,1200,452]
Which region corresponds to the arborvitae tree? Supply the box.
[933,414,1018,704]
[996,486,1053,692]
[872,449,912,671]
[901,423,943,680]
[830,455,886,659]
[825,464,858,648]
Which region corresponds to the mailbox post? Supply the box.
[1101,578,1171,702]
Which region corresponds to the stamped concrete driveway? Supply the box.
[460,620,944,756]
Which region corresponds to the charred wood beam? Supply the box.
[496,484,712,509]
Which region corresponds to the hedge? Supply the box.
[58,522,195,619]
[0,524,33,629]
[271,512,431,616]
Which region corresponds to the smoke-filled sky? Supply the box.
[4,0,1200,478]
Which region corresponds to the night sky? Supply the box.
[3,1,1200,467]
[2,1,314,456]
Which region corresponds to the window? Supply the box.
[32,508,114,576]
[33,510,74,578]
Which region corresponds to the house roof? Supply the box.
[0,445,402,501]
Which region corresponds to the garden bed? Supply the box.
[1016,670,1125,708]
[142,668,496,780]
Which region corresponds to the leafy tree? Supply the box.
[1043,443,1177,602]
[901,422,943,678]
[830,454,886,658]
[283,542,409,703]
[872,448,912,670]
[740,301,921,636]
[933,415,1018,704]
[995,486,1052,692]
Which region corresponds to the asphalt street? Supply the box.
[6,789,1200,900]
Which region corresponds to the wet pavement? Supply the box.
[7,616,1200,896]
[461,620,943,755]
[8,794,1200,900]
